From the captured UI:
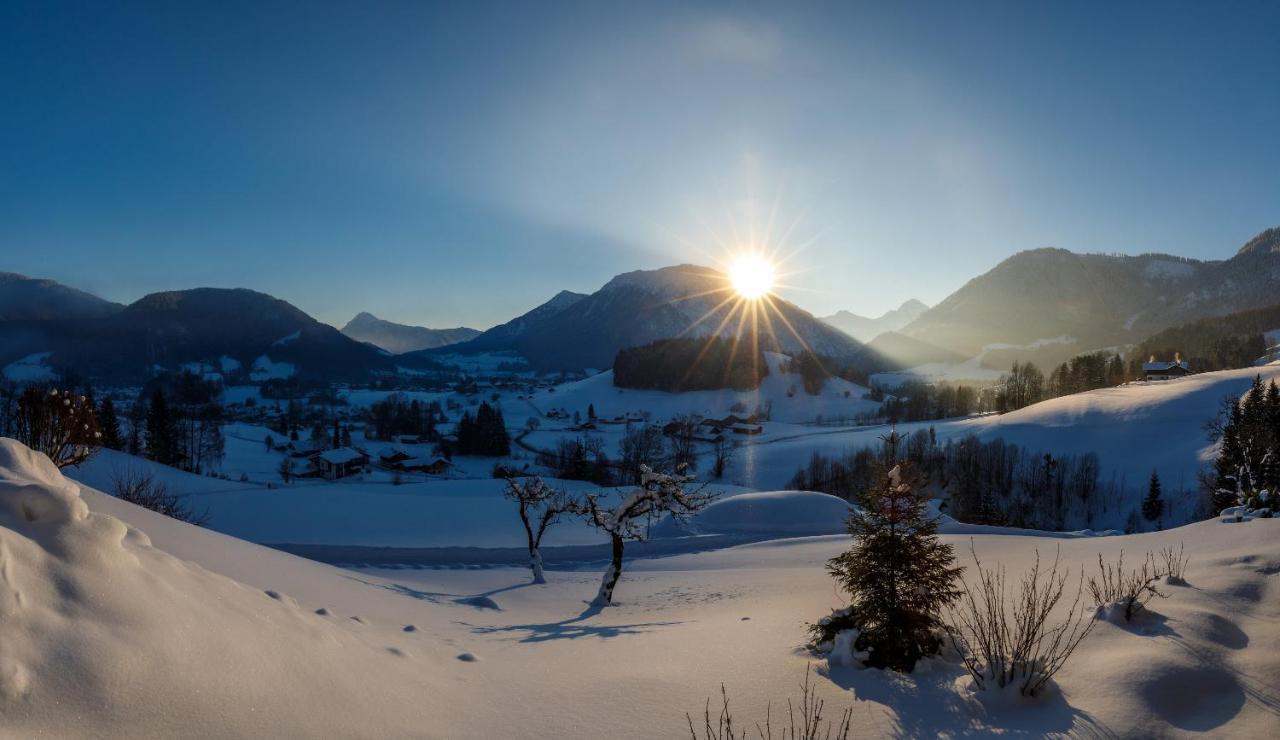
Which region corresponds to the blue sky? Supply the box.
[3,1,1278,330]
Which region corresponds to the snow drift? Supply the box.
[0,438,444,738]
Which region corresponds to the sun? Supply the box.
[729,255,776,300]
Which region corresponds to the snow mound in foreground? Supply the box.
[656,490,851,537]
[0,439,442,738]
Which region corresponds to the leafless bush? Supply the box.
[1087,550,1166,622]
[947,544,1095,697]
[111,468,209,525]
[1157,543,1189,584]
[687,666,851,740]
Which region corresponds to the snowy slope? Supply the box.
[733,365,1280,526]
[529,352,878,424]
[0,439,451,738]
[8,437,1280,737]
[8,437,1277,738]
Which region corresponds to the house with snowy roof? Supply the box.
[398,456,451,475]
[1143,355,1191,381]
[309,447,369,480]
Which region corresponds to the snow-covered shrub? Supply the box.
[1088,551,1167,622]
[947,545,1095,697]
[1158,543,1190,585]
[110,468,209,525]
[686,666,850,740]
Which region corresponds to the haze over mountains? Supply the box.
[820,299,929,342]
[340,312,479,354]
[3,227,1279,384]
[897,227,1280,369]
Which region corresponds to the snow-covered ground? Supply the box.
[5,438,1279,738]
[527,353,880,425]
[730,365,1280,528]
[63,365,1280,553]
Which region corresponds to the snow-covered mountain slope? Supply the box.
[9,436,1279,738]
[527,352,880,424]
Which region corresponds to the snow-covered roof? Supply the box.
[1143,360,1190,372]
[315,448,366,465]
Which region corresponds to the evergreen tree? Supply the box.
[1143,470,1163,522]
[812,433,963,671]
[587,403,596,419]
[145,388,180,466]
[98,397,122,450]
[1210,378,1280,514]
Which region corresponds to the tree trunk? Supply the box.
[529,546,546,584]
[594,534,625,605]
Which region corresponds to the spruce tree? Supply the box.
[1143,470,1163,522]
[813,433,963,671]
[98,397,122,450]
[145,388,180,466]
[1212,399,1244,513]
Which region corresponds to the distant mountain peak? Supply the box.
[340,312,479,354]
[820,299,929,342]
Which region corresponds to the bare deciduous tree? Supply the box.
[576,465,713,605]
[504,476,574,584]
[13,387,101,468]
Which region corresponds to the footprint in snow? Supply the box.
[456,652,479,662]
[315,608,331,616]
[403,624,417,632]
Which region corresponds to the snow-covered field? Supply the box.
[60,365,1280,555]
[4,439,1279,738]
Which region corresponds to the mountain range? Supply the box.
[4,226,1279,384]
[417,265,880,373]
[340,312,479,354]
[897,227,1280,369]
[820,299,929,342]
[0,284,439,384]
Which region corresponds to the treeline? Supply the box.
[456,401,510,456]
[878,381,981,422]
[135,372,227,473]
[1134,303,1277,373]
[0,371,228,474]
[368,393,444,441]
[613,337,767,392]
[1207,375,1280,514]
[788,428,1140,531]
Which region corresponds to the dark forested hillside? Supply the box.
[613,337,768,391]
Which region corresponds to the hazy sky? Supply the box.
[3,1,1278,330]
